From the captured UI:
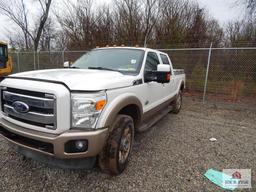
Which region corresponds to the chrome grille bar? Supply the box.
[3,91,54,109]
[4,105,54,125]
[1,88,56,129]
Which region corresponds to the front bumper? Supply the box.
[0,118,108,159]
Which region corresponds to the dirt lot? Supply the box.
[0,97,255,191]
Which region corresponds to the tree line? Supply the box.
[0,0,255,51]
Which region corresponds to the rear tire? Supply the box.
[98,115,134,175]
[172,90,182,114]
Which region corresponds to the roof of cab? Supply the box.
[95,46,161,53]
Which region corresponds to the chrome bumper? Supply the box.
[0,118,108,159]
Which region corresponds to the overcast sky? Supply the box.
[0,0,243,42]
[198,0,243,23]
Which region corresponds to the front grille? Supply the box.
[1,87,57,129]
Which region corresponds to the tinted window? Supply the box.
[160,54,170,65]
[72,49,145,74]
[0,47,5,68]
[0,47,3,56]
[145,52,160,71]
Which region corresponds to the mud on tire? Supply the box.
[98,115,134,175]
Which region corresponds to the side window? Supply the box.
[160,54,170,65]
[144,52,160,71]
[0,47,3,57]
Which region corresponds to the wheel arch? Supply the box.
[98,94,143,129]
[180,81,185,91]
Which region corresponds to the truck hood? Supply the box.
[10,69,138,91]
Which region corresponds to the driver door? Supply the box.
[142,51,166,112]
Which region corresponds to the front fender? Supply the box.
[97,93,143,128]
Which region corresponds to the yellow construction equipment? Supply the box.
[0,41,13,77]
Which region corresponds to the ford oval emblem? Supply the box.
[12,101,30,113]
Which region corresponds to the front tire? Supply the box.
[98,115,134,175]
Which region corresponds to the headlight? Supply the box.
[71,92,106,129]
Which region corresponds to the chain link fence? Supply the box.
[160,47,256,108]
[9,48,256,108]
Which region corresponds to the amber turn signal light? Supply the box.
[95,100,106,110]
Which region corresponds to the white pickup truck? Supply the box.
[0,47,185,175]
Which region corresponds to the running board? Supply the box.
[137,106,173,132]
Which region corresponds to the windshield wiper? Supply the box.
[69,66,80,69]
[88,67,122,73]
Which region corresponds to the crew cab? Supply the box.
[0,47,185,175]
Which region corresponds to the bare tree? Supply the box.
[92,6,115,46]
[225,20,256,46]
[39,18,56,51]
[0,0,52,51]
[186,8,208,47]
[142,0,159,46]
[55,0,225,49]
[0,0,31,49]
[56,0,98,49]
[206,20,224,47]
[33,0,52,51]
[245,0,256,16]
[114,0,143,45]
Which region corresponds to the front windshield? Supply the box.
[71,48,145,74]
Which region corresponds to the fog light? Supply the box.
[75,140,87,151]
[65,140,88,153]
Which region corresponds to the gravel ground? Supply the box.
[0,97,256,191]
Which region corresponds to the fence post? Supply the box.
[62,48,66,67]
[16,51,20,72]
[203,43,213,103]
[33,51,36,70]
[37,50,40,69]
